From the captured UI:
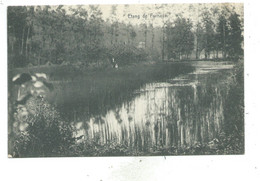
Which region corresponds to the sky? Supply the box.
[69,3,244,27]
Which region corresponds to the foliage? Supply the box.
[216,12,229,58]
[10,74,76,158]
[223,62,244,140]
[165,16,194,59]
[69,131,244,156]
[8,6,34,67]
[12,97,75,157]
[195,22,204,59]
[8,5,243,69]
[227,12,244,60]
[201,9,217,59]
[108,43,148,65]
[69,140,131,156]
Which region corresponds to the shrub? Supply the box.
[107,44,149,66]
[13,96,75,157]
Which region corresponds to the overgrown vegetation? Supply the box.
[12,97,75,157]
[222,61,244,153]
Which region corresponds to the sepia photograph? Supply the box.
[7,2,245,158]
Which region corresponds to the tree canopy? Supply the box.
[7,4,243,68]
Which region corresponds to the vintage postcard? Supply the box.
[7,3,244,158]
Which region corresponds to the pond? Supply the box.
[66,61,235,152]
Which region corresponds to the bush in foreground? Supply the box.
[12,97,75,157]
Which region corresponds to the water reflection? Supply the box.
[74,61,234,151]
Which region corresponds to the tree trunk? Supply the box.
[144,30,147,48]
[20,26,26,55]
[162,28,165,61]
[25,26,30,60]
[111,27,113,45]
[151,30,154,50]
[38,39,44,66]
[196,40,199,59]
[223,24,226,59]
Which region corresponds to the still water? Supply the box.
[73,61,234,150]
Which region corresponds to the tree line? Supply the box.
[7,5,243,68]
[165,7,243,60]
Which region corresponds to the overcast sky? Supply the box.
[83,3,244,27]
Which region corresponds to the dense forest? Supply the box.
[8,4,243,68]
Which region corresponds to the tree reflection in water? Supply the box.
[73,62,234,152]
